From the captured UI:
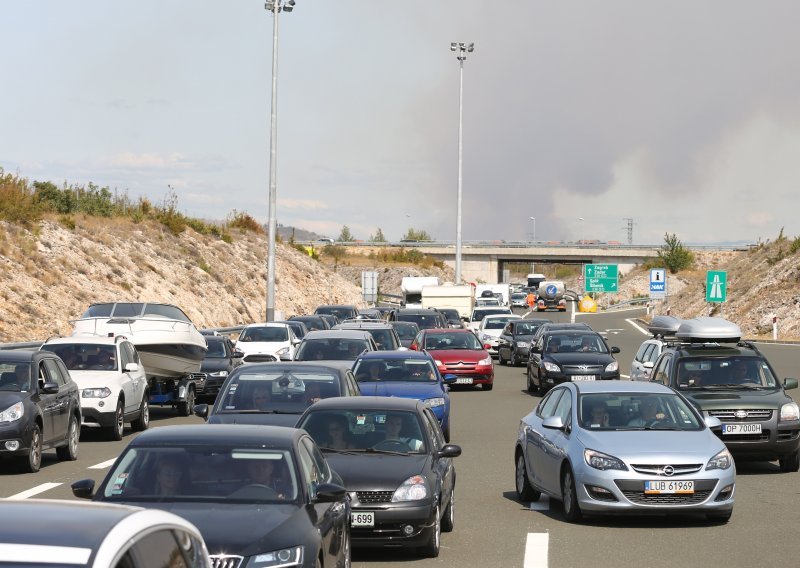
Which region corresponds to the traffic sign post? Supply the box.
[584,264,618,293]
[362,271,378,304]
[649,268,667,299]
[705,270,727,303]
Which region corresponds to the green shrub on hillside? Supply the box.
[657,233,694,273]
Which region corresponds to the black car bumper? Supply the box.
[350,501,436,548]
[0,420,34,456]
[540,372,620,391]
[714,422,800,461]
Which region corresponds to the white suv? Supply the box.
[235,323,300,363]
[41,336,149,440]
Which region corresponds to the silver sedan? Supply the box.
[514,381,735,522]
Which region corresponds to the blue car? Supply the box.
[353,351,456,441]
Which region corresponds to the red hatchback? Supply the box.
[409,329,494,391]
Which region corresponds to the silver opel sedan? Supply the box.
[514,381,735,523]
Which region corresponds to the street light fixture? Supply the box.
[450,41,474,285]
[578,217,585,243]
[529,216,536,243]
[263,0,297,322]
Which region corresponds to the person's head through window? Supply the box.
[580,336,597,352]
[313,346,326,360]
[347,342,362,359]
[409,364,435,381]
[13,365,30,391]
[682,368,703,386]
[245,458,276,485]
[324,415,351,449]
[585,401,609,427]
[548,338,561,353]
[365,361,383,380]
[731,360,752,384]
[304,382,322,405]
[154,455,184,496]
[93,348,115,370]
[384,414,405,440]
[251,384,272,410]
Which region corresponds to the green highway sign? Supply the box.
[706,270,727,303]
[584,264,618,293]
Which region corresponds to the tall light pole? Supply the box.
[529,216,536,243]
[450,41,474,285]
[578,217,585,243]
[264,0,296,322]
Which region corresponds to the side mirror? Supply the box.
[610,346,621,354]
[279,353,293,361]
[193,404,209,420]
[461,316,469,322]
[705,416,722,429]
[124,362,140,373]
[784,378,798,390]
[71,479,96,499]
[436,444,462,458]
[314,482,347,503]
[232,349,244,359]
[442,374,458,384]
[642,361,655,369]
[530,345,541,354]
[292,339,301,346]
[542,416,565,430]
[41,382,59,394]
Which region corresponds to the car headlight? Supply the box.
[0,401,24,424]
[584,449,628,471]
[246,545,304,567]
[481,334,493,341]
[780,402,800,422]
[208,370,228,378]
[424,397,445,408]
[516,341,528,348]
[276,347,289,357]
[82,387,112,399]
[478,356,492,366]
[543,361,560,373]
[706,448,733,470]
[605,361,619,373]
[392,475,429,502]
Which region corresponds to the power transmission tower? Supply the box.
[622,218,635,245]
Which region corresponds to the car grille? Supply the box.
[778,430,800,442]
[189,372,206,382]
[630,464,703,476]
[443,361,477,370]
[562,365,604,374]
[356,490,394,503]
[210,555,243,568]
[243,354,277,363]
[708,409,773,421]
[622,490,711,505]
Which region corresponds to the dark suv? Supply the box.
[650,317,800,472]
[386,308,448,330]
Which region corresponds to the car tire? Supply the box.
[510,352,518,367]
[526,370,539,394]
[419,505,441,558]
[707,510,733,523]
[498,351,507,366]
[515,452,540,502]
[441,489,455,532]
[108,400,124,441]
[561,466,583,523]
[779,450,800,473]
[131,394,150,432]
[57,414,79,461]
[20,424,42,473]
[483,382,493,391]
[177,386,195,416]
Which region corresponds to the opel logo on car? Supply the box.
[578,365,589,372]
[735,410,748,419]
[662,465,675,476]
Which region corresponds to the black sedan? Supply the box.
[297,397,461,558]
[0,350,81,472]
[71,424,350,568]
[194,361,361,427]
[289,314,331,332]
[200,335,242,401]
[526,330,621,394]
[496,318,551,367]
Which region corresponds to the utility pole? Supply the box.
[623,217,634,245]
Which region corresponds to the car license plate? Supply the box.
[722,423,762,435]
[455,377,473,384]
[351,512,374,527]
[644,480,694,494]
[571,375,595,381]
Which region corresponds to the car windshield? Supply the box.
[239,327,288,342]
[365,329,396,350]
[514,322,543,335]
[293,317,325,331]
[392,324,419,340]
[294,339,369,361]
[298,410,427,454]
[483,317,515,330]
[0,362,31,392]
[440,309,460,322]
[471,309,510,322]
[216,371,341,413]
[676,357,778,389]
[423,333,482,351]
[579,393,703,431]
[316,307,355,320]
[354,358,438,383]
[204,340,228,358]
[41,344,118,371]
[476,298,500,306]
[398,313,442,330]
[546,333,608,354]
[102,447,299,502]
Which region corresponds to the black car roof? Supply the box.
[128,424,303,448]
[304,396,423,412]
[0,349,50,363]
[396,308,440,314]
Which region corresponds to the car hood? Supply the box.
[479,329,504,338]
[429,349,488,363]
[201,359,230,373]
[61,371,120,388]
[0,391,28,406]
[514,334,534,342]
[236,342,288,355]
[208,413,302,428]
[357,382,444,399]
[681,387,791,410]
[577,429,724,461]
[548,352,615,365]
[324,453,430,491]
[123,501,305,557]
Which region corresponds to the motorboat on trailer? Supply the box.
[72,302,207,378]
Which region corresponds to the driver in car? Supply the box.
[381,414,423,451]
[627,399,666,427]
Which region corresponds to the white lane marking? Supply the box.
[7,482,62,500]
[88,458,117,470]
[620,374,630,379]
[524,532,549,568]
[626,318,649,336]
[528,495,550,511]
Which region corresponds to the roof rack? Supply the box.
[737,340,762,354]
[675,317,741,343]
[647,316,682,339]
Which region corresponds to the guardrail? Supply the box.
[297,240,753,252]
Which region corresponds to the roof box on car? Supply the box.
[675,317,741,343]
[648,316,682,338]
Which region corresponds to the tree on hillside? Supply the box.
[323,243,347,270]
[657,233,694,273]
[402,227,432,242]
[369,228,387,242]
[337,225,355,242]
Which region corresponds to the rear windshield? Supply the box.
[315,306,357,320]
[392,324,419,340]
[398,313,442,330]
[471,309,510,322]
[217,370,341,413]
[295,339,369,361]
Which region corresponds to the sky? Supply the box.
[2,1,800,245]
